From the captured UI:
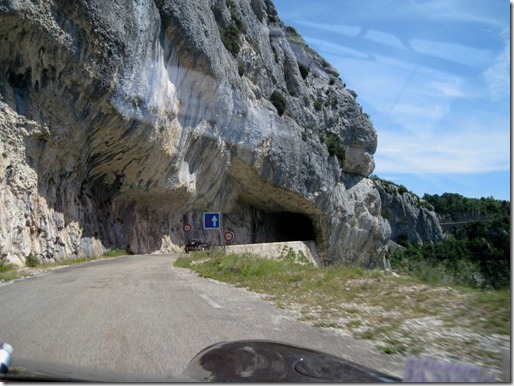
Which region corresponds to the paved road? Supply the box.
[0,254,405,378]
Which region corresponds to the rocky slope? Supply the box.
[373,179,445,246]
[0,0,438,267]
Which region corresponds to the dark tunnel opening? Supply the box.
[267,212,316,242]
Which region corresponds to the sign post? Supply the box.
[224,231,235,243]
[203,212,221,257]
[203,212,221,230]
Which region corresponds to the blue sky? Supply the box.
[273,0,510,200]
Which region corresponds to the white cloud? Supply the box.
[483,34,510,101]
[409,0,506,27]
[292,20,361,38]
[304,36,370,60]
[429,81,469,98]
[376,121,510,175]
[362,30,406,50]
[389,102,450,136]
[410,38,492,66]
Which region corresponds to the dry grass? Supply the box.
[175,252,510,375]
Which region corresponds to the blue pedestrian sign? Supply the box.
[203,212,221,229]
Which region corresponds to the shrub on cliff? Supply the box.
[218,2,245,57]
[25,253,39,267]
[218,22,241,56]
[321,133,345,167]
[270,90,287,116]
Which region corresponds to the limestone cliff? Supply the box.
[373,179,445,246]
[0,0,387,267]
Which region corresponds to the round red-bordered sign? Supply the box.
[183,224,192,232]
[224,231,235,242]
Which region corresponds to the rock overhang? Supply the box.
[0,0,391,267]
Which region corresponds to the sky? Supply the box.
[273,0,511,201]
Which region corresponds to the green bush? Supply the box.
[321,133,345,167]
[389,237,509,289]
[218,21,242,56]
[285,25,300,36]
[0,260,9,273]
[25,253,39,267]
[421,193,510,289]
[398,185,408,195]
[270,90,287,116]
[381,208,392,220]
[423,193,509,220]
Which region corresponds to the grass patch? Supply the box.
[444,288,510,335]
[55,257,93,266]
[313,321,342,328]
[0,262,31,282]
[346,320,362,329]
[103,249,129,258]
[174,252,510,370]
[379,339,408,355]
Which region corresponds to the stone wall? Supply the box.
[226,240,321,267]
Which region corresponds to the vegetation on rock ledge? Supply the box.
[270,90,287,116]
[321,132,345,167]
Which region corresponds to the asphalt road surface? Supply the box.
[0,254,405,378]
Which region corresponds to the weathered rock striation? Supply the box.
[373,179,445,247]
[0,0,391,267]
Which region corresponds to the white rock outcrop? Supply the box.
[0,0,390,267]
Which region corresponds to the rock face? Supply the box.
[0,0,388,267]
[373,179,445,246]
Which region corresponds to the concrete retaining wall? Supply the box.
[225,240,321,267]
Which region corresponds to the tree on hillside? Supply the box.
[391,194,510,289]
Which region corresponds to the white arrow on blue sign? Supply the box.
[203,212,221,229]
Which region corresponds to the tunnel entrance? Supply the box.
[265,212,316,242]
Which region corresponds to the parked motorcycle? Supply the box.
[184,240,209,253]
